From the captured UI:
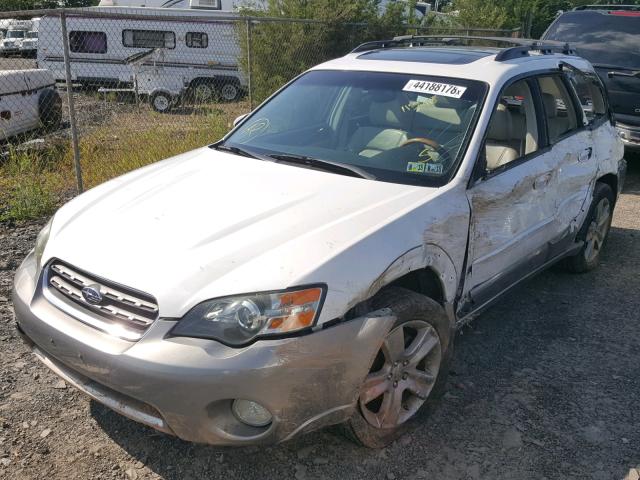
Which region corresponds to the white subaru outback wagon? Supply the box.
[13,37,626,448]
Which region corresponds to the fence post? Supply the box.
[246,18,253,110]
[60,11,84,194]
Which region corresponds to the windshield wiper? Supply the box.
[269,153,375,180]
[212,143,274,162]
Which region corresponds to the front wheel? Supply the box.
[564,182,614,273]
[343,287,452,448]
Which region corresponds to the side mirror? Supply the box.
[233,113,248,127]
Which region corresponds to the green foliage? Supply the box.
[238,0,411,103]
[0,147,63,223]
[0,109,231,223]
[0,0,99,12]
[451,0,510,29]
[450,0,635,37]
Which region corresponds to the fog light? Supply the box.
[232,399,272,427]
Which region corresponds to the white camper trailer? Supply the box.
[38,7,245,112]
[0,69,62,141]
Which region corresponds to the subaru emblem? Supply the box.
[81,284,103,305]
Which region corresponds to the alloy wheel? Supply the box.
[359,320,442,429]
[584,197,611,263]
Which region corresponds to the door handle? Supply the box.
[578,147,593,163]
[533,172,552,190]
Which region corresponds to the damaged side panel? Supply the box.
[304,186,471,322]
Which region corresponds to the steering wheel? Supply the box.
[399,137,452,165]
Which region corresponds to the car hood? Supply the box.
[45,147,437,317]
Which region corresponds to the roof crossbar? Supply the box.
[350,35,576,62]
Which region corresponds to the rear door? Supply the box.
[534,73,596,245]
[463,78,560,311]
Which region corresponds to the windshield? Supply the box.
[26,31,38,38]
[222,70,486,187]
[7,30,25,39]
[543,11,640,70]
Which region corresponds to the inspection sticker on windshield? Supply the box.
[402,80,467,99]
[407,162,443,174]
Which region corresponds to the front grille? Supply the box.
[45,260,159,338]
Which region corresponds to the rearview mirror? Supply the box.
[233,113,248,127]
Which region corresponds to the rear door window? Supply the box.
[564,68,608,125]
[537,75,579,144]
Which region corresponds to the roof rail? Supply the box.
[351,35,577,62]
[494,42,576,61]
[350,35,529,54]
[573,4,640,11]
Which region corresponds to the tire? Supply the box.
[150,91,173,113]
[190,80,215,103]
[564,182,615,273]
[38,89,62,131]
[342,287,453,448]
[218,81,240,102]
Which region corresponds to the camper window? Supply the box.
[123,30,175,49]
[186,32,208,49]
[69,31,107,54]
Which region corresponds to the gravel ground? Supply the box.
[0,157,638,480]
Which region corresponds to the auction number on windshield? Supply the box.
[403,80,467,99]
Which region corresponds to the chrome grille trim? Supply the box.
[44,260,159,340]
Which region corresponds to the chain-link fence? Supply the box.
[0,7,520,222]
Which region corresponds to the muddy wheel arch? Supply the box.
[362,244,458,320]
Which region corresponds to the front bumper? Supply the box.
[617,122,640,152]
[0,46,20,54]
[13,253,394,445]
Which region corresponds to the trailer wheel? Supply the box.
[38,89,62,131]
[191,81,215,103]
[219,82,240,102]
[150,91,173,113]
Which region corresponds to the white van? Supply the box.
[20,18,40,58]
[0,20,32,56]
[0,69,62,141]
[38,7,245,111]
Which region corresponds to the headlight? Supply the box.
[34,217,53,273]
[170,286,325,346]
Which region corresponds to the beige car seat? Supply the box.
[485,105,519,170]
[348,98,409,158]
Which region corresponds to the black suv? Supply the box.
[542,6,640,151]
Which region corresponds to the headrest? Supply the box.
[487,104,513,141]
[542,93,558,118]
[432,95,465,109]
[369,98,407,127]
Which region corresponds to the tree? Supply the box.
[239,0,411,102]
[0,0,99,11]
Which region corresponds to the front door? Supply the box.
[462,78,560,312]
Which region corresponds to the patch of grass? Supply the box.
[1,108,234,223]
[79,109,230,189]
[0,145,67,223]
